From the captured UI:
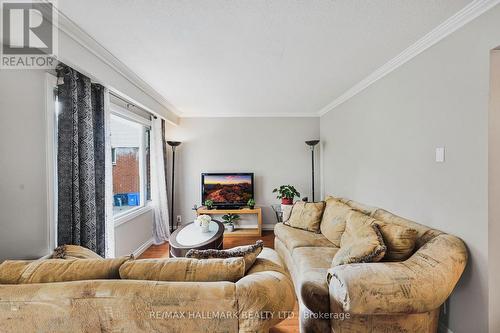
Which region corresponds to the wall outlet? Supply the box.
[435,147,445,162]
[176,215,182,223]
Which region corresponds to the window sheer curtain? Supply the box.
[56,64,106,256]
[150,117,170,244]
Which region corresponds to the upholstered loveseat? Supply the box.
[274,196,467,333]
[0,247,295,333]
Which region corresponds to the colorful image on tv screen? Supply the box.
[203,175,252,203]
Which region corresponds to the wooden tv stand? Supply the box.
[196,207,262,238]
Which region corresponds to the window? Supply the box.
[110,113,151,217]
[111,148,117,165]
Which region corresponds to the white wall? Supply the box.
[114,210,153,257]
[0,70,50,260]
[166,117,320,228]
[488,49,500,333]
[320,6,500,333]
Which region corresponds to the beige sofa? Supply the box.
[0,248,295,333]
[274,197,467,333]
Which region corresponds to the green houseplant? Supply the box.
[272,185,300,205]
[247,198,256,209]
[204,199,214,210]
[222,213,240,232]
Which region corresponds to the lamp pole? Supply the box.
[167,141,181,233]
[305,140,320,202]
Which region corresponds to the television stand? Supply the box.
[215,206,241,210]
[197,206,262,238]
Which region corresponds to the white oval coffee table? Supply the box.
[169,220,224,257]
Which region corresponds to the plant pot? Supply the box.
[200,224,210,233]
[207,206,213,210]
[248,205,254,209]
[281,198,293,205]
[226,224,234,232]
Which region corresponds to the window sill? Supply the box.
[114,204,153,227]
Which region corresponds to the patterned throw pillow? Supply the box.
[119,257,246,282]
[186,240,264,272]
[331,211,386,267]
[52,244,104,259]
[320,197,353,247]
[0,257,130,284]
[375,223,418,261]
[285,201,326,233]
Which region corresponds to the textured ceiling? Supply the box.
[58,0,472,116]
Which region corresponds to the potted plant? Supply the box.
[272,185,300,205]
[222,213,240,232]
[204,199,214,210]
[247,198,255,209]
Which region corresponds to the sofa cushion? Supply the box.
[0,257,129,284]
[376,223,418,261]
[285,201,326,233]
[52,244,103,259]
[246,247,288,276]
[332,211,386,266]
[372,208,442,248]
[274,223,335,251]
[186,240,263,272]
[342,199,378,216]
[292,247,338,314]
[119,257,245,282]
[320,198,353,247]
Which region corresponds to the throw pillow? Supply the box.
[0,257,130,284]
[52,244,103,259]
[285,201,325,233]
[331,211,386,267]
[119,257,245,282]
[375,223,418,261]
[320,197,353,247]
[185,240,264,272]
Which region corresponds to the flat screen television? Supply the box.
[201,173,254,208]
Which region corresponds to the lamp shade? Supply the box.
[167,141,181,147]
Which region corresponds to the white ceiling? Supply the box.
[57,0,472,117]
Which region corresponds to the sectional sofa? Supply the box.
[0,247,295,333]
[274,196,467,333]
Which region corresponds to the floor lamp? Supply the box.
[305,140,320,202]
[167,141,181,233]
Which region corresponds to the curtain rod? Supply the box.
[109,91,158,119]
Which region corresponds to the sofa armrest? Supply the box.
[328,234,467,315]
[236,270,295,332]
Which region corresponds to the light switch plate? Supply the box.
[435,147,445,162]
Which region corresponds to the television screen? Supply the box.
[202,173,254,207]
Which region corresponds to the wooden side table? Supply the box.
[196,207,262,238]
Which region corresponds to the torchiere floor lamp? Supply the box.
[305,140,320,202]
[167,141,181,233]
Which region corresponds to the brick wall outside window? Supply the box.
[112,147,140,194]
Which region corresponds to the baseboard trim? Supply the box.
[439,322,454,333]
[132,238,154,258]
[262,224,276,231]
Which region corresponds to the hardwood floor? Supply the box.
[140,230,299,333]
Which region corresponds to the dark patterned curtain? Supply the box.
[56,64,106,256]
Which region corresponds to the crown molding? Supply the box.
[52,6,182,117]
[318,0,500,116]
[180,113,320,118]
